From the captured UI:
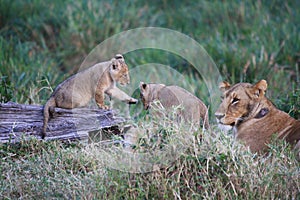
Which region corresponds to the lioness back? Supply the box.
[215,79,300,154]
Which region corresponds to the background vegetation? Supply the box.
[0,0,299,199]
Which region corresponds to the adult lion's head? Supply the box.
[215,79,269,130]
[215,79,300,155]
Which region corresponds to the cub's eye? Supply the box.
[231,97,239,105]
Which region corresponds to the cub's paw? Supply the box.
[97,104,110,110]
[128,98,138,104]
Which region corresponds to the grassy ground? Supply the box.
[0,0,300,199]
[1,127,299,199]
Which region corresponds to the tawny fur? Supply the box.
[139,82,210,129]
[42,54,137,138]
[215,79,300,153]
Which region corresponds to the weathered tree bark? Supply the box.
[0,102,125,143]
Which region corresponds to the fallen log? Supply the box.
[0,102,125,143]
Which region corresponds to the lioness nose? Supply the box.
[215,113,225,120]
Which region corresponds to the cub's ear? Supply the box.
[114,54,124,60]
[111,58,119,70]
[139,82,147,91]
[253,79,268,97]
[219,81,231,92]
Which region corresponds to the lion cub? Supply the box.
[139,82,210,129]
[42,54,138,138]
[215,79,300,154]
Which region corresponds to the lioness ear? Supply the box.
[139,82,147,91]
[253,79,268,97]
[219,81,231,92]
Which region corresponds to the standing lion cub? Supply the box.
[42,54,138,138]
[139,82,210,129]
[215,79,300,154]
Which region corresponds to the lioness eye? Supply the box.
[231,97,239,104]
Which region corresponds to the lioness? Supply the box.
[139,82,210,129]
[42,54,138,138]
[215,79,300,153]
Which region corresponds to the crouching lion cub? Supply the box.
[215,79,300,154]
[139,82,210,129]
[42,54,138,138]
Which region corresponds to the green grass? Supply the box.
[0,0,300,199]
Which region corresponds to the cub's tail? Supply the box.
[201,105,210,130]
[42,97,56,139]
[203,111,210,130]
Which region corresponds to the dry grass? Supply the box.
[1,111,299,199]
